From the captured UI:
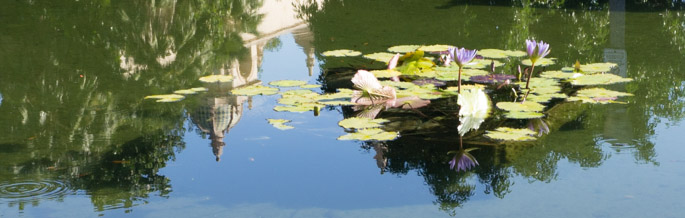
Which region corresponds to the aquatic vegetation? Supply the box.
[267,119,294,130]
[524,39,551,89]
[567,88,633,104]
[144,94,185,102]
[269,80,308,87]
[337,128,399,141]
[338,117,390,129]
[569,74,633,86]
[232,84,279,96]
[457,86,490,136]
[478,49,527,59]
[446,47,478,93]
[199,75,234,83]
[484,127,537,141]
[351,70,397,104]
[448,148,479,172]
[388,45,421,53]
[322,49,362,57]
[300,84,322,89]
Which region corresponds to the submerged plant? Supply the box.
[447,47,478,93]
[524,39,551,89]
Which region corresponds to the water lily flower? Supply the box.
[388,53,401,82]
[524,39,551,89]
[351,70,397,104]
[447,47,478,93]
[448,148,479,172]
[457,87,490,135]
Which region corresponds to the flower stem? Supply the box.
[525,64,536,90]
[458,67,462,93]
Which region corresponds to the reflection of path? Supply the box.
[189,0,320,161]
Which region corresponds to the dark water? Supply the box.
[1,0,684,217]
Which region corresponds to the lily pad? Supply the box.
[484,127,537,141]
[318,100,357,106]
[337,128,399,141]
[363,52,397,63]
[496,101,545,112]
[144,94,185,103]
[269,80,308,87]
[273,103,323,113]
[267,119,294,130]
[173,89,197,95]
[521,58,556,67]
[282,89,316,96]
[388,45,421,53]
[419,44,451,52]
[322,49,362,57]
[199,75,233,83]
[567,88,633,104]
[380,81,418,89]
[338,117,389,129]
[300,84,322,89]
[526,93,567,103]
[278,95,317,105]
[579,62,618,73]
[190,87,209,92]
[232,84,279,96]
[478,49,527,59]
[469,74,516,84]
[515,77,559,89]
[463,59,504,69]
[540,71,583,80]
[412,78,446,87]
[569,74,633,86]
[370,69,402,78]
[504,111,545,119]
[434,67,489,81]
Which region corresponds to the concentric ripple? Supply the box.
[0,180,71,201]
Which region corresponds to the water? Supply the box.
[1,0,684,217]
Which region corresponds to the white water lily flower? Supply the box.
[351,70,397,104]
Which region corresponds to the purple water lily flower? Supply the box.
[446,47,478,93]
[448,148,479,172]
[524,39,551,89]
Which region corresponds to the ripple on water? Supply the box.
[0,180,72,202]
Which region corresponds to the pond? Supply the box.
[1,0,685,217]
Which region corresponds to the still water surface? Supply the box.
[1,0,684,217]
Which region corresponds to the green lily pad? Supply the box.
[484,127,537,141]
[199,75,233,83]
[419,44,451,52]
[318,100,357,106]
[282,89,317,96]
[496,101,545,112]
[232,84,279,96]
[516,77,559,89]
[526,93,567,103]
[370,69,402,78]
[478,49,527,59]
[380,81,418,89]
[278,95,317,105]
[338,117,390,129]
[540,71,583,80]
[569,74,633,86]
[337,128,399,141]
[269,80,308,87]
[267,119,294,130]
[521,58,556,67]
[273,103,323,113]
[144,94,185,103]
[398,84,443,99]
[363,52,397,63]
[504,111,545,119]
[567,88,632,104]
[300,84,322,89]
[190,87,209,92]
[579,62,618,73]
[433,67,489,81]
[322,49,362,57]
[388,45,421,53]
[463,59,504,69]
[173,89,197,95]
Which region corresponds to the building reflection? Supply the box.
[187,0,319,161]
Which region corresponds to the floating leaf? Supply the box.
[267,119,294,130]
[579,62,618,73]
[380,81,418,89]
[521,58,556,67]
[282,89,316,96]
[318,100,357,106]
[434,67,489,81]
[144,94,185,103]
[269,80,307,87]
[540,71,583,79]
[363,52,397,63]
[526,93,567,103]
[463,59,504,69]
[300,84,322,89]
[190,87,209,92]
[569,74,633,86]
[412,78,446,87]
[515,77,559,89]
[370,69,401,78]
[232,84,279,96]
[567,88,633,104]
[484,127,537,141]
[478,49,527,59]
[504,111,545,119]
[278,95,317,105]
[173,89,197,95]
[469,74,516,84]
[419,44,451,52]
[388,45,421,53]
[273,103,322,113]
[199,75,233,83]
[337,128,399,141]
[496,101,545,112]
[322,49,362,57]
[338,117,389,129]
